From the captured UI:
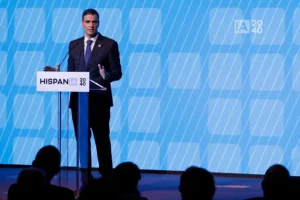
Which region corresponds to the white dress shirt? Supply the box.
[84,34,98,56]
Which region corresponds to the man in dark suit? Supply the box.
[67,8,122,184]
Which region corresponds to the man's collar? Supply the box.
[84,33,99,44]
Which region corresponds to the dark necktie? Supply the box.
[85,39,93,67]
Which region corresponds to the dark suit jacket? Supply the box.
[68,33,122,108]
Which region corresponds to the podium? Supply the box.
[36,71,94,193]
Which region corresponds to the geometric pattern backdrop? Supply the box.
[1,0,300,175]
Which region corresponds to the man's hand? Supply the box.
[98,64,110,80]
[44,64,61,71]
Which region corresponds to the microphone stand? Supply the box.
[56,64,72,194]
[43,64,63,186]
[55,64,71,191]
[56,64,62,188]
[44,42,79,191]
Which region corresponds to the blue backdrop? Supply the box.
[1,0,300,175]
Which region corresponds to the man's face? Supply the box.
[82,14,99,37]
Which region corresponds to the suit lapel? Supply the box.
[86,33,105,71]
[72,37,85,71]
[78,38,85,71]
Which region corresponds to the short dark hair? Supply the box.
[82,8,99,21]
[179,166,215,199]
[32,145,61,170]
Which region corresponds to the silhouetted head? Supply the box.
[17,168,46,186]
[32,145,61,182]
[264,164,290,179]
[112,162,141,193]
[262,164,290,199]
[8,169,47,200]
[179,166,215,200]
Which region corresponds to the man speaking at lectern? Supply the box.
[68,8,122,185]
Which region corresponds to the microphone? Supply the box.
[44,41,80,72]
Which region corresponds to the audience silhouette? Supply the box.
[8,145,75,200]
[245,164,300,200]
[111,162,148,200]
[6,145,300,200]
[8,168,46,200]
[179,166,215,200]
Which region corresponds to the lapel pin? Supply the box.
[98,44,102,48]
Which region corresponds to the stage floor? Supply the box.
[0,167,263,200]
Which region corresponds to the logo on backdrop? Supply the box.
[235,20,263,34]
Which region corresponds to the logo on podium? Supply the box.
[36,72,89,92]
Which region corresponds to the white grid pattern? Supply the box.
[195,4,247,173]
[4,2,46,164]
[0,8,7,42]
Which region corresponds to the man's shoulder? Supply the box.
[70,37,84,44]
[101,35,118,45]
